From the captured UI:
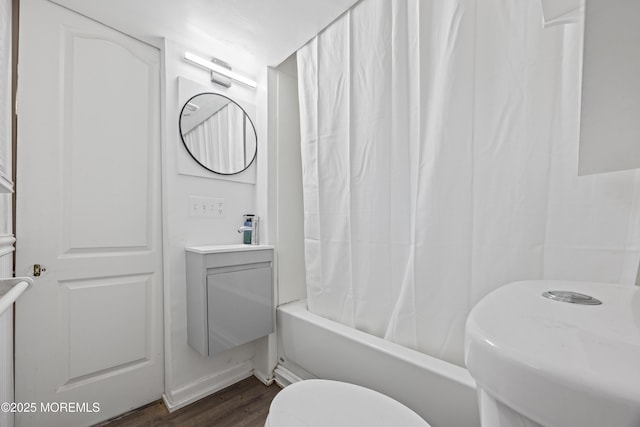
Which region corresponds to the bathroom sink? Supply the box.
[465,280,640,427]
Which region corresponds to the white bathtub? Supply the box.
[275,299,480,427]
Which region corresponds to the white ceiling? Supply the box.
[50,0,359,67]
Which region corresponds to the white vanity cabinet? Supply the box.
[186,245,274,357]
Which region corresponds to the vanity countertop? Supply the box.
[185,244,274,254]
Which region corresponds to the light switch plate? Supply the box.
[189,196,225,218]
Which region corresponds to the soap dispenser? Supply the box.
[241,214,254,244]
[237,214,260,245]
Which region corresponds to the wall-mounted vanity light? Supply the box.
[184,52,257,89]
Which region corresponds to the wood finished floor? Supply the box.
[97,376,281,427]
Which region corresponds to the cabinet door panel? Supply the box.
[207,267,273,355]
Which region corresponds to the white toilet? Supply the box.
[265,379,430,427]
[465,280,640,427]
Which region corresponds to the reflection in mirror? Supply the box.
[179,93,257,175]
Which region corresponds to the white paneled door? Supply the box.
[14,1,163,425]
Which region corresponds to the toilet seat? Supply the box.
[265,379,430,427]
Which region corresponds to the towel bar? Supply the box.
[0,277,34,315]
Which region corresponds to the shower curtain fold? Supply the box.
[297,0,640,367]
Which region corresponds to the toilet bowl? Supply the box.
[265,379,430,427]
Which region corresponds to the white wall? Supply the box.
[161,39,273,410]
[578,0,640,176]
[267,54,306,305]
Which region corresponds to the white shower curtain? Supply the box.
[297,0,640,367]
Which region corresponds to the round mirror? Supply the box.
[179,93,257,175]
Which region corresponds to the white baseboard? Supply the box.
[273,364,309,388]
[254,367,275,386]
[163,360,253,412]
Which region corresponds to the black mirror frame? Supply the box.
[178,92,257,176]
